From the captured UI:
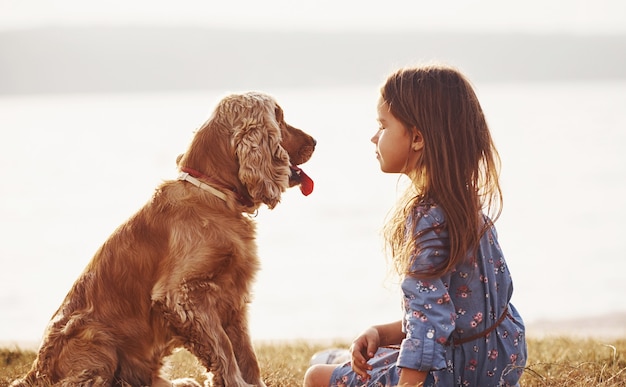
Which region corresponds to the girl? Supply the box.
[304,65,527,386]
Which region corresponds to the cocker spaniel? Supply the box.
[12,92,316,387]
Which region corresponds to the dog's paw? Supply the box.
[204,374,257,387]
[171,377,202,387]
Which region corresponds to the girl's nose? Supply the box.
[371,131,380,144]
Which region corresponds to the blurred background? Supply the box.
[1,0,625,345]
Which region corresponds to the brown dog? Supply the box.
[12,92,316,387]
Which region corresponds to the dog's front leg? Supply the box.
[152,284,254,387]
[224,306,266,387]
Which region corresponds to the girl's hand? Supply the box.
[349,326,380,381]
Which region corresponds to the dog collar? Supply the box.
[178,167,255,208]
[178,172,228,202]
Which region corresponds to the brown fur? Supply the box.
[12,92,316,387]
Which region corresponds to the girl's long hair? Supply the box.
[381,64,502,279]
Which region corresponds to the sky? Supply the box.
[1,0,626,345]
[1,0,626,34]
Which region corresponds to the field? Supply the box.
[1,337,625,386]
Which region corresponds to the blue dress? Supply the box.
[330,203,527,386]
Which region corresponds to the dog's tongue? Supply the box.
[291,165,314,196]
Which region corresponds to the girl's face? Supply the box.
[372,98,423,174]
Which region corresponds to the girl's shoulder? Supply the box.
[412,198,446,224]
[409,199,447,237]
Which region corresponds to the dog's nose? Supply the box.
[311,138,317,147]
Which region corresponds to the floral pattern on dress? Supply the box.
[330,203,527,386]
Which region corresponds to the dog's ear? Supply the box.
[234,107,291,209]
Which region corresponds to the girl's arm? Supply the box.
[352,321,429,385]
[375,322,428,386]
[397,368,428,386]
[350,320,405,381]
[373,320,404,346]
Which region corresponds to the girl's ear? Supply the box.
[412,130,425,152]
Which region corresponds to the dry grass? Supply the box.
[1,337,625,386]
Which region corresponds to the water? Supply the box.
[1,81,625,345]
